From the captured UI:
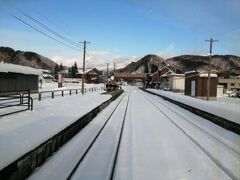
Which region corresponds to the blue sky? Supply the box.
[0,0,240,68]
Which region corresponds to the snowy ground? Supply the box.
[28,87,240,180]
[0,90,111,170]
[217,95,240,105]
[147,89,240,124]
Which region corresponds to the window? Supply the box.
[231,83,235,86]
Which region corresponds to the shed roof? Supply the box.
[0,63,41,75]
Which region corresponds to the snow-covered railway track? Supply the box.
[28,90,131,180]
[28,87,239,180]
[141,91,240,180]
[67,91,130,180]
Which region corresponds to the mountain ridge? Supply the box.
[117,54,240,76]
[0,47,57,70]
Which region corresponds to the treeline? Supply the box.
[68,62,78,78]
[53,62,79,79]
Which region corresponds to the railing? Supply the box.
[0,89,33,117]
[38,87,104,101]
[0,87,105,116]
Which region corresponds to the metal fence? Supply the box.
[0,89,33,117]
[38,87,104,101]
[0,86,105,117]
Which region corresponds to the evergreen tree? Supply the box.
[144,64,149,73]
[72,62,78,78]
[54,64,59,79]
[54,64,59,74]
[59,63,63,71]
[151,64,158,73]
[68,67,72,78]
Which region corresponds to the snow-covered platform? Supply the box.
[0,90,124,178]
[145,89,240,135]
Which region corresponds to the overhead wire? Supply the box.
[10,13,82,52]
[35,12,79,40]
[22,12,82,48]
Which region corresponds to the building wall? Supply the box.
[218,78,240,90]
[172,77,185,91]
[217,85,224,97]
[197,77,218,97]
[0,72,38,92]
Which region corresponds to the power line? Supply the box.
[22,12,82,49]
[36,12,79,40]
[11,13,81,52]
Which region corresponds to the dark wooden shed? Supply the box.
[184,71,218,100]
[0,63,41,93]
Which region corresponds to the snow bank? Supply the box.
[147,89,240,124]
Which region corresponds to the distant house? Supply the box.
[185,71,218,100]
[77,68,102,83]
[0,63,41,93]
[151,66,175,83]
[151,65,185,91]
[58,69,69,78]
[218,77,240,91]
[39,69,53,83]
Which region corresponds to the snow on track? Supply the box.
[28,91,129,180]
[27,87,240,180]
[114,88,234,180]
[70,91,130,180]
[141,92,240,179]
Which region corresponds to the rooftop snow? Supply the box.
[0,63,41,75]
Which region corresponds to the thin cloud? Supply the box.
[52,51,139,70]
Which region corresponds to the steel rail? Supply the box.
[66,92,129,180]
[142,92,239,180]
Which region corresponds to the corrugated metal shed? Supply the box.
[0,63,40,93]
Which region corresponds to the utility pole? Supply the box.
[205,38,218,101]
[79,40,90,95]
[157,60,160,89]
[113,62,116,71]
[106,62,109,83]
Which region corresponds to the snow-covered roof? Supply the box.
[184,70,197,74]
[77,68,93,74]
[0,63,42,75]
[42,74,53,78]
[199,73,217,77]
[168,73,185,77]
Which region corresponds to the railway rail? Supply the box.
[141,91,240,180]
[67,91,130,179]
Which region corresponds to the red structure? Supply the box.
[151,66,174,82]
[114,73,146,81]
[78,68,102,83]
